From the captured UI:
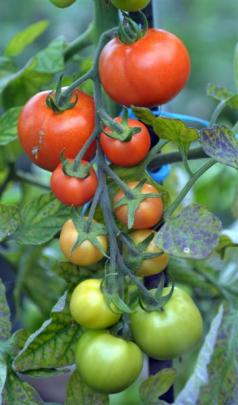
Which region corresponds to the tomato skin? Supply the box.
[114,181,163,229]
[51,159,98,206]
[50,0,76,8]
[75,330,144,393]
[100,117,151,167]
[130,287,203,360]
[59,219,108,266]
[70,279,120,329]
[111,0,150,11]
[130,229,169,276]
[99,28,190,107]
[18,89,95,171]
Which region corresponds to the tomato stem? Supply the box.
[64,21,95,61]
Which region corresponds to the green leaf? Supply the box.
[0,204,20,242]
[139,368,176,405]
[156,204,222,259]
[53,262,95,286]
[16,193,72,245]
[0,56,16,78]
[132,106,156,127]
[234,43,238,91]
[13,292,81,372]
[153,118,199,145]
[65,370,109,405]
[0,279,11,341]
[3,370,44,405]
[200,125,238,169]
[175,305,238,405]
[1,37,66,108]
[5,20,49,57]
[207,83,234,101]
[0,107,22,145]
[215,235,238,259]
[0,354,7,402]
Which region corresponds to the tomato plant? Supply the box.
[100,117,151,167]
[111,0,150,12]
[114,181,164,229]
[18,89,96,171]
[130,229,169,276]
[130,287,203,360]
[49,0,76,7]
[59,219,108,265]
[70,279,121,328]
[51,159,98,206]
[99,28,190,107]
[75,330,144,393]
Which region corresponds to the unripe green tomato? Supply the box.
[111,0,150,11]
[75,330,144,394]
[70,279,121,329]
[130,287,203,360]
[49,0,76,8]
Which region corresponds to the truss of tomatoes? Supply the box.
[17,24,203,395]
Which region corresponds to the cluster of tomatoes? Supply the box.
[17,3,204,395]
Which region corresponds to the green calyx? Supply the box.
[114,180,164,229]
[118,11,148,45]
[61,156,91,179]
[103,111,141,142]
[71,214,108,257]
[46,76,78,113]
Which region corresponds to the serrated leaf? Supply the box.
[0,204,21,242]
[0,279,11,341]
[207,83,234,101]
[13,292,81,372]
[156,204,222,259]
[234,43,238,91]
[5,20,49,57]
[0,107,22,145]
[1,37,66,108]
[16,193,72,245]
[153,118,199,145]
[200,126,238,169]
[175,305,238,405]
[132,106,156,126]
[65,370,109,405]
[3,370,44,405]
[140,368,176,404]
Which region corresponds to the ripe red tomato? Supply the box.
[99,28,190,107]
[100,117,151,167]
[114,181,163,229]
[18,89,95,171]
[51,159,98,206]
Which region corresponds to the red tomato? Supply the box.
[51,159,98,206]
[114,181,163,229]
[100,117,151,167]
[99,28,190,107]
[18,89,96,171]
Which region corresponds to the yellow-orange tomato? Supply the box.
[114,181,163,229]
[70,279,120,329]
[130,229,169,276]
[59,219,107,266]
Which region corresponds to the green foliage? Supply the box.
[0,107,22,146]
[65,370,109,405]
[139,369,176,405]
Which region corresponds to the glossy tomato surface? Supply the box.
[51,159,98,206]
[18,89,95,171]
[114,181,163,229]
[59,219,107,266]
[100,117,151,167]
[130,229,169,276]
[99,28,190,107]
[70,279,120,329]
[75,330,144,393]
[130,287,203,360]
[111,0,150,11]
